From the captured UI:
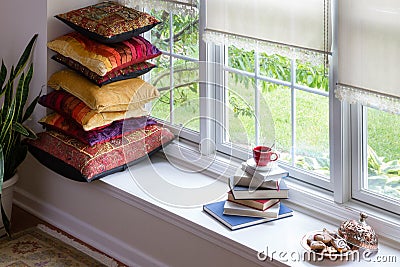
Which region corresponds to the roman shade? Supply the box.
[204,0,331,64]
[118,0,198,15]
[335,0,400,113]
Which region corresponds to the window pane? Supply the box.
[259,53,290,82]
[149,55,171,123]
[225,72,256,147]
[149,58,199,132]
[173,13,199,59]
[295,91,330,176]
[149,10,170,52]
[366,108,400,200]
[228,46,254,72]
[296,59,329,91]
[260,82,292,163]
[172,60,200,131]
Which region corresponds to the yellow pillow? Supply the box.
[81,107,149,131]
[47,69,160,112]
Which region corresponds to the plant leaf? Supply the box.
[21,125,37,140]
[14,71,25,122]
[22,90,41,123]
[0,99,15,145]
[0,145,10,237]
[0,145,3,195]
[11,34,38,82]
[12,122,29,136]
[0,61,7,96]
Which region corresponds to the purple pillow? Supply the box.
[39,112,157,146]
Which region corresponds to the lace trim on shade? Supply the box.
[335,84,400,114]
[203,29,328,66]
[118,0,198,15]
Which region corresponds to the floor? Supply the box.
[10,205,127,266]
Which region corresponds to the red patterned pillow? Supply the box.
[38,90,149,131]
[47,32,162,77]
[55,1,160,44]
[52,53,156,86]
[26,125,175,182]
[39,112,157,146]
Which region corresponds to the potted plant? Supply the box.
[0,34,40,237]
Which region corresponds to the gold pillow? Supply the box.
[47,69,160,112]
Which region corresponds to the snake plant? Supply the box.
[0,34,40,237]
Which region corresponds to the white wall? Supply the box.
[0,0,47,133]
[2,1,270,266]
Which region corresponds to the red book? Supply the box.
[227,191,280,211]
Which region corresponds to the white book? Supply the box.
[241,161,289,181]
[223,200,280,218]
[233,169,281,189]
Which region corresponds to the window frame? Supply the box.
[149,0,400,218]
[214,45,332,190]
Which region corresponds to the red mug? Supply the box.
[252,146,278,166]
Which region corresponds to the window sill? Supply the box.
[98,142,400,266]
[162,139,400,244]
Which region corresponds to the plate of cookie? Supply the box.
[301,228,356,258]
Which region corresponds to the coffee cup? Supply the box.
[252,146,278,166]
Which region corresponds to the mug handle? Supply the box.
[269,152,278,161]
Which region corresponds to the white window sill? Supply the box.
[98,144,400,266]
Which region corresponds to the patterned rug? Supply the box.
[0,224,119,267]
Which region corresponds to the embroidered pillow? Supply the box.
[40,112,157,146]
[47,32,161,76]
[55,1,160,44]
[47,69,160,112]
[52,54,156,86]
[26,125,175,182]
[38,90,149,131]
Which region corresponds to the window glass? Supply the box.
[259,53,290,82]
[259,82,292,164]
[148,9,200,132]
[225,72,256,147]
[225,46,330,178]
[366,108,400,200]
[295,90,330,176]
[149,10,170,52]
[173,13,199,59]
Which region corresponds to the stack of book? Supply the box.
[203,160,293,230]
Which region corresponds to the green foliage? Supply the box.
[0,34,39,237]
[367,146,400,199]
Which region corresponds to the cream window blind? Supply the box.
[335,0,400,113]
[204,0,331,64]
[118,0,198,15]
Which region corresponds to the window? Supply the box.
[145,5,202,142]
[134,0,400,218]
[215,46,330,188]
[351,106,400,214]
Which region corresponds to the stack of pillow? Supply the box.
[26,1,175,182]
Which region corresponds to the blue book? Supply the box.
[203,200,293,230]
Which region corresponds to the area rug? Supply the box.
[0,224,119,267]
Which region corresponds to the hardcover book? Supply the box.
[227,191,280,211]
[241,161,289,181]
[232,169,281,189]
[229,179,289,200]
[203,201,293,230]
[223,200,280,218]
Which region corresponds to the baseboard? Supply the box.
[13,187,169,267]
